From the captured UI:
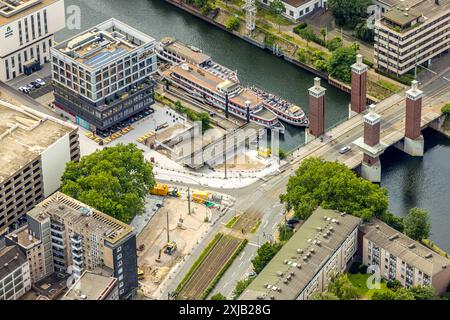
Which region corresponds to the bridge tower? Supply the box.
[350,54,368,118]
[244,0,256,32]
[353,104,385,183]
[307,77,326,142]
[404,80,424,156]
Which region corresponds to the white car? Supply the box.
[245,271,257,278]
[339,146,352,154]
[18,87,30,94]
[35,78,46,86]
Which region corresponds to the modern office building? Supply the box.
[51,18,157,134]
[374,0,450,75]
[63,270,118,300]
[0,244,32,300]
[240,208,361,300]
[0,101,80,236]
[360,219,450,295]
[26,192,138,300]
[0,0,66,82]
[259,0,325,21]
[5,226,49,283]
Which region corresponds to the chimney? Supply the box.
[308,77,326,138]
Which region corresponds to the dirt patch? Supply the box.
[214,153,265,171]
[137,197,217,298]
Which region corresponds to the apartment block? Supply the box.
[5,226,49,283]
[26,192,138,300]
[374,0,450,75]
[63,270,118,300]
[0,101,80,236]
[360,219,450,295]
[51,18,157,134]
[0,244,32,300]
[0,0,66,82]
[240,208,361,300]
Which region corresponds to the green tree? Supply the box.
[327,273,359,300]
[225,16,240,31]
[354,21,375,43]
[442,103,450,114]
[328,0,371,28]
[211,293,227,300]
[311,291,339,300]
[404,208,431,241]
[320,27,327,43]
[251,242,283,274]
[280,157,389,221]
[327,45,358,83]
[408,286,438,300]
[232,278,253,299]
[386,279,403,291]
[278,223,294,242]
[269,0,285,32]
[61,144,155,223]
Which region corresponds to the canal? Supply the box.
[59,0,450,251]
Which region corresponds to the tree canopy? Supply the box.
[404,208,431,241]
[327,273,359,300]
[328,0,371,28]
[251,242,283,274]
[280,157,389,221]
[61,143,155,223]
[327,44,358,83]
[225,16,240,31]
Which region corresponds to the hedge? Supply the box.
[201,238,248,299]
[175,233,224,295]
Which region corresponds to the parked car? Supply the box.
[245,271,257,278]
[339,146,352,154]
[18,87,30,94]
[25,84,35,91]
[35,78,46,86]
[30,81,41,88]
[287,218,300,225]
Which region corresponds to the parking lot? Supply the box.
[7,63,52,99]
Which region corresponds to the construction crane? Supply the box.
[244,0,256,32]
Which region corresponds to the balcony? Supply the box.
[71,235,82,245]
[52,242,65,250]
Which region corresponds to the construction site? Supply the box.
[136,185,233,299]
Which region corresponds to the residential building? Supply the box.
[5,226,49,283]
[259,0,325,21]
[51,18,157,134]
[63,270,118,300]
[0,0,66,81]
[360,219,450,295]
[0,100,80,236]
[0,244,32,300]
[374,0,450,75]
[240,208,361,300]
[26,192,138,300]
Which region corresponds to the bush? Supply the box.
[232,278,253,300]
[387,280,403,291]
[325,37,343,51]
[349,261,362,274]
[293,22,308,34]
[225,16,240,31]
[442,103,450,115]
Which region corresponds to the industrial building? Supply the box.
[0,100,80,236]
[51,18,157,134]
[0,0,66,81]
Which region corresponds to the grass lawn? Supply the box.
[347,273,390,300]
[225,215,240,228]
[422,239,450,259]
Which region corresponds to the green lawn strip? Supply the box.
[175,233,224,294]
[347,273,390,299]
[422,239,450,259]
[225,215,241,229]
[201,238,249,299]
[249,220,262,234]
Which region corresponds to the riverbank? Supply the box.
[162,0,403,102]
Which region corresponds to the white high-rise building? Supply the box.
[0,0,66,82]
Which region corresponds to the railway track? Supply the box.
[178,235,242,300]
[232,209,261,234]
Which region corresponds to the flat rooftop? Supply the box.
[63,271,117,300]
[0,244,27,281]
[160,37,211,66]
[32,272,70,300]
[361,219,450,276]
[0,0,58,26]
[29,192,133,245]
[54,18,155,69]
[241,208,361,300]
[7,225,40,249]
[0,101,75,182]
[381,0,450,26]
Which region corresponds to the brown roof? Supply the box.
[282,0,310,8]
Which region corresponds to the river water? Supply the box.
[59,0,450,251]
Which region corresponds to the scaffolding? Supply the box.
[244,0,256,31]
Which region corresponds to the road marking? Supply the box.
[248,242,260,247]
[263,220,268,228]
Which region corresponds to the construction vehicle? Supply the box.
[163,241,177,255]
[150,184,180,197]
[258,147,271,158]
[192,191,209,203]
[137,268,145,280]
